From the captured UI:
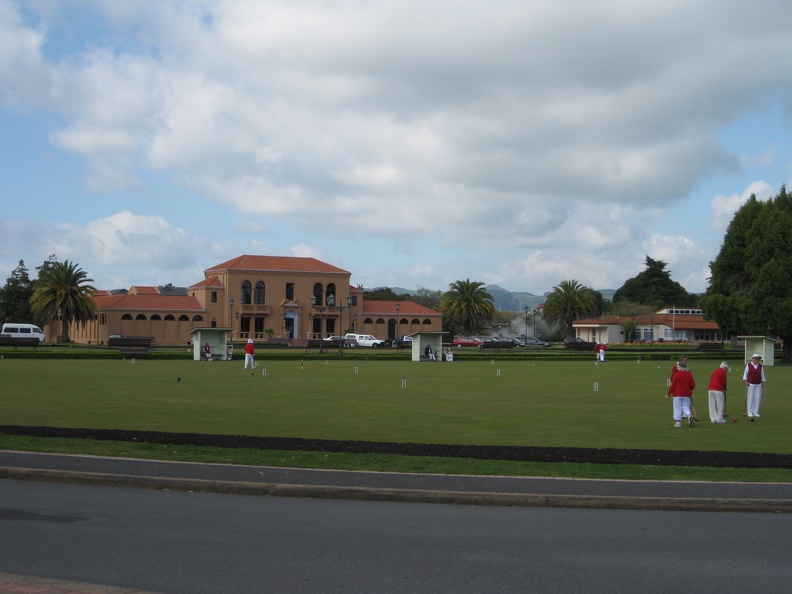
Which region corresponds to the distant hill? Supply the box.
[364,285,615,311]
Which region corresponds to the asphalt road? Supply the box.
[3,476,792,593]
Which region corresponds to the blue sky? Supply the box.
[2,1,791,296]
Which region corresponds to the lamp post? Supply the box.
[310,294,327,355]
[329,294,353,360]
[523,306,529,339]
[395,302,400,346]
[229,298,235,338]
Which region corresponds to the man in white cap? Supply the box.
[707,362,729,423]
[742,354,766,418]
[244,338,256,372]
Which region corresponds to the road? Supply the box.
[3,477,792,593]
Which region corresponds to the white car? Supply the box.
[344,333,386,347]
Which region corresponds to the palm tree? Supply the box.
[440,279,496,335]
[31,260,96,342]
[542,279,596,338]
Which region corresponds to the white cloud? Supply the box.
[4,1,792,295]
[711,181,776,231]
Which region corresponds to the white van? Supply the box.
[344,333,386,347]
[1,323,46,342]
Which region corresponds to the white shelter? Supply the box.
[738,336,779,366]
[409,331,446,362]
[188,327,233,361]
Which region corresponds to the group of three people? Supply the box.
[665,353,766,428]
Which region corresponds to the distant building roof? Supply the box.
[362,300,440,316]
[206,255,349,275]
[93,293,205,312]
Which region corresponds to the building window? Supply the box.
[241,281,251,304]
[327,283,337,303]
[286,283,294,301]
[211,291,217,303]
[254,281,265,304]
[313,283,324,305]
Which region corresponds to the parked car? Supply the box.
[452,337,483,347]
[564,337,596,350]
[523,336,551,348]
[392,335,413,348]
[344,333,386,347]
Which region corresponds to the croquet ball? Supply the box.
[732,418,737,423]
[751,418,755,422]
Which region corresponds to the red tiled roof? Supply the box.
[128,286,159,295]
[206,255,349,275]
[93,294,205,311]
[362,300,440,316]
[189,276,224,289]
[575,313,719,329]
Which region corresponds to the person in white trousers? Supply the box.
[743,354,766,418]
[244,338,256,371]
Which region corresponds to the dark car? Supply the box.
[523,336,551,348]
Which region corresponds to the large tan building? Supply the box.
[56,255,442,346]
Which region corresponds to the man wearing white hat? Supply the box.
[244,338,256,371]
[742,354,766,418]
[707,362,729,423]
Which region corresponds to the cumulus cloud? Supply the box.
[4,1,792,294]
[711,181,776,231]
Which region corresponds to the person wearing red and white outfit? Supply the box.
[743,354,766,418]
[244,338,256,371]
[707,362,729,423]
[666,359,696,428]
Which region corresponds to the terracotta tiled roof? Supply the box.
[575,313,719,329]
[128,286,159,295]
[206,255,349,275]
[189,276,224,289]
[93,294,205,311]
[362,300,441,316]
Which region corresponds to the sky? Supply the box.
[2,1,791,297]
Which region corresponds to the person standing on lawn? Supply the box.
[670,355,698,421]
[708,362,729,424]
[743,354,766,418]
[666,359,696,428]
[244,338,256,372]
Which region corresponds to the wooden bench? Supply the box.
[697,342,724,354]
[564,341,596,351]
[108,336,154,358]
[478,341,515,352]
[0,335,41,350]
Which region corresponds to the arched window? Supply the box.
[121,314,133,320]
[135,314,147,321]
[241,281,252,305]
[313,283,324,305]
[150,314,162,321]
[254,281,265,304]
[178,315,190,321]
[327,283,337,305]
[192,315,204,322]
[164,315,175,321]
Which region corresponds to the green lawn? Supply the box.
[2,357,789,454]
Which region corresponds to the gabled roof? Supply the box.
[574,312,719,330]
[93,293,205,312]
[189,275,224,289]
[206,255,349,275]
[362,300,441,316]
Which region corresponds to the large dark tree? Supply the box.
[0,260,34,324]
[613,255,694,307]
[700,186,792,362]
[440,279,495,335]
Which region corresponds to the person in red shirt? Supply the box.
[743,354,766,418]
[244,339,256,372]
[666,359,696,428]
[707,362,729,423]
